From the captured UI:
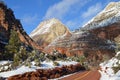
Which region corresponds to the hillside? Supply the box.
[45,1,120,69]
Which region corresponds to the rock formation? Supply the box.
[82,1,120,41]
[30,18,71,49]
[44,1,120,67]
[0,2,42,53]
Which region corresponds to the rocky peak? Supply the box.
[45,1,120,68]
[83,1,120,30]
[30,18,63,37]
[105,1,120,11]
[81,1,120,41]
[30,18,71,49]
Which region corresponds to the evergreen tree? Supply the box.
[13,53,21,67]
[19,46,28,61]
[4,30,21,60]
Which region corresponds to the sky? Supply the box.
[3,0,119,34]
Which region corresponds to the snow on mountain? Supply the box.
[30,18,62,37]
[29,18,70,49]
[99,51,120,80]
[83,1,120,30]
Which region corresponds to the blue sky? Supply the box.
[4,0,119,34]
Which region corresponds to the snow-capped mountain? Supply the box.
[45,1,120,69]
[30,18,71,49]
[83,1,120,30]
[30,18,62,37]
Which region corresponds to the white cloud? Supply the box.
[21,14,39,25]
[82,3,102,18]
[43,0,92,31]
[43,0,91,20]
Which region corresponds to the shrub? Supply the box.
[53,61,59,66]
[116,53,120,60]
[84,51,89,58]
[83,63,90,70]
[77,56,86,64]
[115,40,120,52]
[13,53,20,67]
[39,53,46,61]
[112,64,120,73]
[49,50,67,61]
[46,54,56,61]
[112,52,120,73]
[34,59,41,66]
[18,46,28,61]
[24,59,32,68]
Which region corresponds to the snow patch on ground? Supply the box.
[0,66,36,77]
[99,51,120,80]
[57,61,77,66]
[0,61,78,78]
[0,61,11,65]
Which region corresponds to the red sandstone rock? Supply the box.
[7,64,85,80]
[0,2,42,53]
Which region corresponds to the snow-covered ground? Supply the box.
[0,66,36,78]
[0,61,11,65]
[0,61,77,78]
[99,51,120,80]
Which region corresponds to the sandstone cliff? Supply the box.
[82,1,120,41]
[0,2,41,53]
[44,2,120,67]
[30,18,71,49]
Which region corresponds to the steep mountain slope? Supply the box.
[83,1,120,30]
[82,1,120,41]
[45,1,120,68]
[46,1,120,54]
[0,2,41,53]
[30,18,71,49]
[45,31,115,57]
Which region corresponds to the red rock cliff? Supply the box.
[0,2,42,52]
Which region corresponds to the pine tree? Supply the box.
[13,53,20,67]
[19,46,28,61]
[4,30,21,60]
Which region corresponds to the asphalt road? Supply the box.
[60,70,101,80]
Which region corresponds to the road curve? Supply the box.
[60,70,101,80]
